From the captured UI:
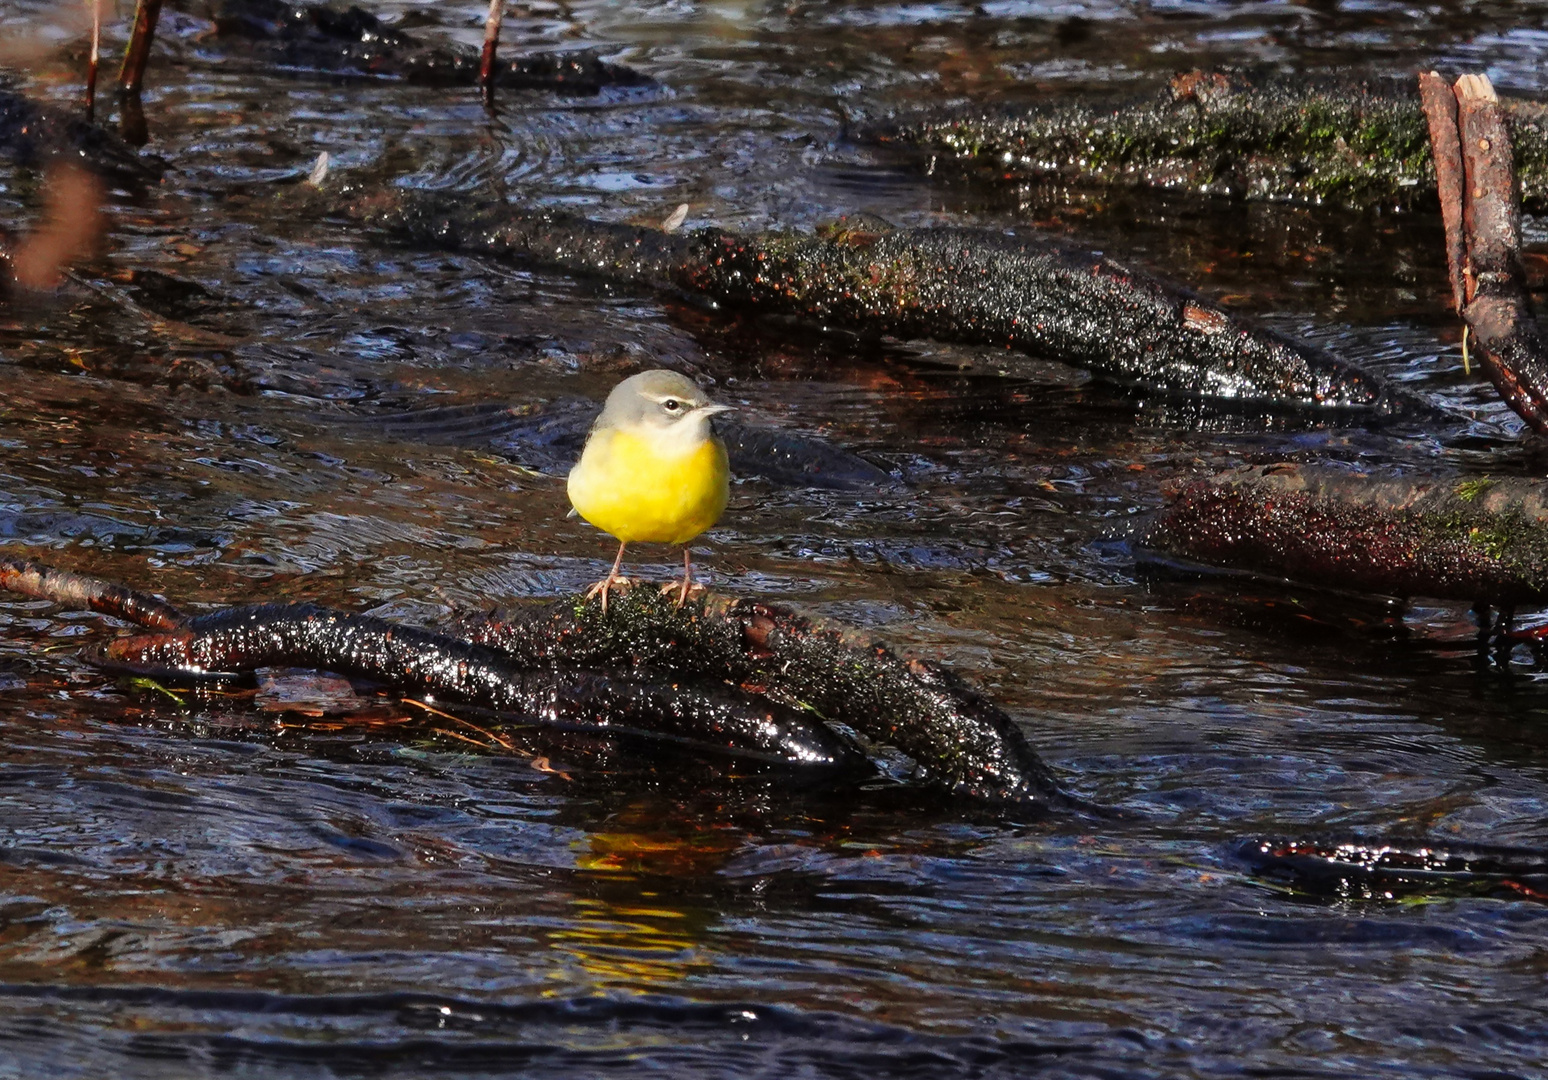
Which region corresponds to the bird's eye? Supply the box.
[662,399,681,412]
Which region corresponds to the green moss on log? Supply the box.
[862,72,1548,212]
[1141,463,1548,603]
[460,584,1067,808]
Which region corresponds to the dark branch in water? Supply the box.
[1234,836,1548,903]
[460,586,1068,808]
[860,70,1548,213]
[1139,463,1548,606]
[0,88,163,187]
[179,0,652,93]
[100,602,865,770]
[0,555,185,631]
[0,560,1063,808]
[1420,73,1548,434]
[341,188,1420,417]
[118,0,166,99]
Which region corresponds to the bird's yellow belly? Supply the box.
[567,429,729,545]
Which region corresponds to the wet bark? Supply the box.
[0,88,163,187]
[179,0,652,93]
[459,585,1068,808]
[1139,462,1548,605]
[0,558,1065,809]
[1234,836,1548,902]
[861,70,1548,213]
[0,554,185,630]
[102,602,866,770]
[341,188,1422,417]
[1419,72,1548,434]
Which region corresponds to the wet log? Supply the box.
[1234,836,1548,902]
[179,0,652,93]
[459,585,1068,808]
[344,188,1419,417]
[1419,72,1548,435]
[860,71,1548,213]
[1139,462,1548,606]
[0,559,1065,807]
[333,400,899,491]
[100,602,864,769]
[0,554,185,630]
[0,88,163,187]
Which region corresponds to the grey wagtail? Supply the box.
[567,370,733,611]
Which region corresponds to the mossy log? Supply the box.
[176,0,652,93]
[459,586,1065,806]
[861,71,1548,212]
[0,556,1064,809]
[1139,462,1548,605]
[1235,836,1548,902]
[0,88,163,187]
[341,187,1418,416]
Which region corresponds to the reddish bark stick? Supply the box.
[1420,73,1548,432]
[0,554,184,630]
[480,0,504,108]
[1418,72,1467,312]
[117,0,164,98]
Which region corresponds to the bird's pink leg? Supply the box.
[585,540,629,614]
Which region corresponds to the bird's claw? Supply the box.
[661,578,706,608]
[585,574,631,614]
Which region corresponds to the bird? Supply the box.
[567,370,733,612]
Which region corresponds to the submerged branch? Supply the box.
[101,602,864,769]
[340,187,1419,417]
[1235,836,1548,903]
[0,554,185,630]
[0,87,163,187]
[179,0,652,93]
[1139,463,1548,606]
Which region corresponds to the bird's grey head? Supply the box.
[596,369,732,438]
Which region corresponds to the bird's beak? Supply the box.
[700,403,735,417]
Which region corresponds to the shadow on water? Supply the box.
[6,0,1548,1076]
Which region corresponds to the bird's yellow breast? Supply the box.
[567,426,730,545]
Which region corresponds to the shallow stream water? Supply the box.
[5,1,1548,1076]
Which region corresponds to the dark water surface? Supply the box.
[5,1,1548,1076]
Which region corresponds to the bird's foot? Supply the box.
[585,574,632,615]
[661,577,706,608]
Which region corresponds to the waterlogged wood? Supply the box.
[1235,836,1548,902]
[461,585,1067,807]
[0,558,1065,808]
[0,88,163,186]
[0,554,185,630]
[342,187,1420,417]
[180,0,652,93]
[103,603,865,769]
[1140,463,1548,605]
[863,70,1548,212]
